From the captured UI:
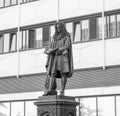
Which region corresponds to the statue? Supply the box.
[43,22,74,96]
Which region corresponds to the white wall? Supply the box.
[0,38,120,78]
[0,0,120,31]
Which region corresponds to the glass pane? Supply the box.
[116,96,120,116]
[98,96,115,116]
[23,0,27,3]
[97,17,107,39]
[22,31,26,50]
[4,34,10,52]
[36,28,42,48]
[117,14,120,36]
[50,25,55,41]
[10,33,16,51]
[17,31,22,50]
[29,30,35,48]
[11,0,17,5]
[20,0,23,3]
[82,20,89,41]
[26,30,29,49]
[110,15,116,37]
[80,97,96,116]
[43,26,49,46]
[73,22,81,42]
[66,22,73,42]
[75,98,80,116]
[0,35,3,53]
[11,102,24,116]
[106,16,110,38]
[0,102,10,116]
[0,0,4,7]
[5,0,10,6]
[25,101,37,116]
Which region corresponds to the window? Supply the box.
[50,25,55,41]
[0,102,10,116]
[73,22,81,42]
[82,20,89,41]
[0,35,3,53]
[89,18,97,40]
[36,28,42,48]
[116,96,120,116]
[20,0,23,3]
[5,0,10,6]
[11,0,17,5]
[25,101,37,116]
[26,30,29,49]
[43,26,49,46]
[9,33,17,51]
[4,34,10,52]
[117,14,120,36]
[75,98,80,116]
[18,31,22,50]
[98,97,115,116]
[0,0,4,7]
[97,17,107,39]
[66,22,73,42]
[22,31,27,50]
[80,97,96,116]
[11,102,24,116]
[28,29,35,49]
[110,15,116,37]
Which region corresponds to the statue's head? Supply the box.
[55,22,65,34]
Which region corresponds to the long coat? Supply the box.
[45,34,74,78]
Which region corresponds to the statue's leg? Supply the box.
[60,74,67,96]
[44,73,57,95]
[48,74,57,91]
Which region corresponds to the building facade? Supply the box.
[0,0,120,116]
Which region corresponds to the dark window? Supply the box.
[43,26,50,46]
[89,18,97,40]
[0,35,3,53]
[28,30,35,48]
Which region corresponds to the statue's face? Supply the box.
[56,23,62,33]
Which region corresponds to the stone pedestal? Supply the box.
[34,95,79,116]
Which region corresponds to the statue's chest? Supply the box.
[55,38,65,48]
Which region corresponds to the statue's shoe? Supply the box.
[59,91,64,96]
[43,90,57,96]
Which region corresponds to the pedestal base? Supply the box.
[34,95,79,116]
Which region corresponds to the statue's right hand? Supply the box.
[44,48,54,55]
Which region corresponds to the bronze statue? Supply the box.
[43,22,74,96]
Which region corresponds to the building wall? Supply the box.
[0,0,120,31]
[0,37,120,77]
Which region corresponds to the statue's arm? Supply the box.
[58,35,71,53]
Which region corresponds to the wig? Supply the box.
[53,22,70,39]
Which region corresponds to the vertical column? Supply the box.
[17,0,21,78]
